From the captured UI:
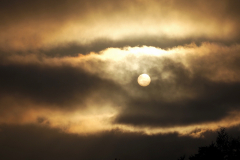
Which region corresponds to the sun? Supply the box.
[138,74,151,87]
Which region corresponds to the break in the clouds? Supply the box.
[1,43,240,136]
[1,0,240,159]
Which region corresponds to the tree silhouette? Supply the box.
[178,128,240,160]
[177,155,186,160]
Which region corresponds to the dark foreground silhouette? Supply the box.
[178,129,240,160]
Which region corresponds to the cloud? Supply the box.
[0,43,240,135]
[0,124,220,160]
[1,123,240,160]
[0,62,126,108]
[1,1,240,159]
[112,43,240,127]
[0,0,239,52]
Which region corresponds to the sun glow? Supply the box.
[138,74,151,87]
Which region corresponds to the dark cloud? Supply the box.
[0,0,146,27]
[0,124,230,160]
[2,36,240,58]
[1,0,240,159]
[0,0,87,24]
[0,62,125,110]
[0,0,239,52]
[1,0,239,22]
[1,43,240,127]
[19,37,240,57]
[114,55,240,127]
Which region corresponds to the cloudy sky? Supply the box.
[1,0,240,159]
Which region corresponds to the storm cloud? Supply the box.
[1,0,240,159]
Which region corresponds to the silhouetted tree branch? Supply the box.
[178,128,240,160]
[177,155,186,160]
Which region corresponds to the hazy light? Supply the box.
[138,74,151,87]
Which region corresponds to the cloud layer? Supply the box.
[1,0,240,52]
[1,0,240,159]
[1,43,240,136]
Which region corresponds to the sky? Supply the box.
[1,0,240,159]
